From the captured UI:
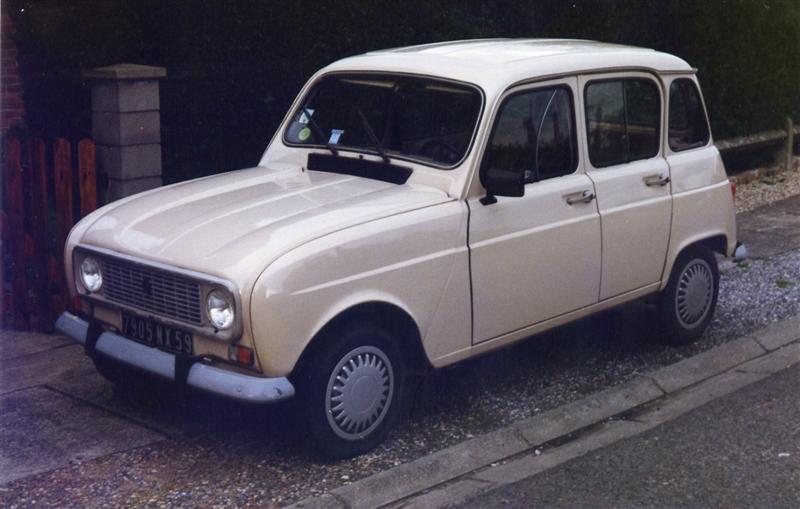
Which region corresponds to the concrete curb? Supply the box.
[287,314,800,509]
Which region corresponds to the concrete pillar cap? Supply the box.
[84,63,166,81]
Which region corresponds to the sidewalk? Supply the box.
[458,364,800,508]
[736,194,800,259]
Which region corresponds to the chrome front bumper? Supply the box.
[55,312,295,403]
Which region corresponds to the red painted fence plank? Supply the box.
[0,210,6,328]
[53,138,74,314]
[3,138,28,330]
[78,138,97,218]
[29,138,52,328]
[2,136,97,330]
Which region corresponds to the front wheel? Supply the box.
[656,246,719,346]
[295,326,409,459]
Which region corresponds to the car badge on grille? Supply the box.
[141,276,153,297]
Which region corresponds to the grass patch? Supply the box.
[776,277,794,289]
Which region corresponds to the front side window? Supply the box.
[482,86,577,184]
[669,79,710,151]
[585,78,661,167]
[284,73,482,167]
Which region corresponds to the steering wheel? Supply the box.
[420,139,461,164]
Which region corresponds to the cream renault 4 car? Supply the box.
[58,39,738,458]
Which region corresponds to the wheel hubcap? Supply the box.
[675,259,714,329]
[325,346,394,440]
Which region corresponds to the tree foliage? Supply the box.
[8,0,800,182]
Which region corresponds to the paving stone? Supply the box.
[0,344,95,394]
[0,387,164,484]
[648,336,766,393]
[392,478,494,509]
[48,367,185,437]
[736,341,800,374]
[636,369,771,426]
[751,314,800,350]
[330,427,528,509]
[475,421,646,485]
[0,331,71,361]
[512,376,662,446]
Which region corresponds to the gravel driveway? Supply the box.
[2,195,799,508]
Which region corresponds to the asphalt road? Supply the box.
[458,364,800,509]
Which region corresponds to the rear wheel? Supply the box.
[656,246,719,346]
[295,325,409,459]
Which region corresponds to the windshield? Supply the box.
[284,73,483,167]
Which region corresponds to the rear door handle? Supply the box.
[644,173,671,187]
[565,190,595,205]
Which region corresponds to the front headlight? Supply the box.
[206,289,235,330]
[79,257,103,293]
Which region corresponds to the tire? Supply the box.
[656,246,719,346]
[294,325,409,459]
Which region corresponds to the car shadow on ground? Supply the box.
[111,299,671,463]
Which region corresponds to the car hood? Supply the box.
[79,166,451,285]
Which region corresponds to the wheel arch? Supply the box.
[661,233,727,290]
[290,301,431,380]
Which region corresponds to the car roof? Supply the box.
[323,39,693,94]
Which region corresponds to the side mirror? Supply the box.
[480,166,524,205]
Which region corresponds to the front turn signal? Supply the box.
[228,345,254,366]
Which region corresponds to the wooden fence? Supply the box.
[716,118,798,172]
[1,137,97,331]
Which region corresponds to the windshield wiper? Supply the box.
[303,107,338,156]
[356,109,391,164]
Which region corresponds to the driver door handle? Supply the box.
[565,190,596,205]
[644,173,671,187]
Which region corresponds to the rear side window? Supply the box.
[585,78,660,167]
[669,79,710,151]
[482,86,578,183]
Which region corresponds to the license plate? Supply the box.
[121,312,194,356]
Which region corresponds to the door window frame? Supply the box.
[665,76,713,154]
[481,84,580,185]
[580,72,665,171]
[474,76,586,194]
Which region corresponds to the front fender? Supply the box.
[249,200,471,377]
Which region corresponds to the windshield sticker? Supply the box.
[297,126,311,141]
[298,108,314,124]
[329,129,344,145]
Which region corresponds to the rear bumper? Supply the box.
[734,241,748,261]
[55,312,295,403]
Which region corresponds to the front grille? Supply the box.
[98,256,203,325]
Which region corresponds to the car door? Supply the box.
[663,75,718,193]
[468,78,602,344]
[580,73,672,301]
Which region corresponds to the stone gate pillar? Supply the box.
[84,63,166,202]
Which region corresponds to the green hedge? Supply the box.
[8,0,800,182]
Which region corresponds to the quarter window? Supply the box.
[585,78,661,167]
[482,86,577,184]
[669,79,710,151]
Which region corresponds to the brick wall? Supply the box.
[2,13,25,134]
